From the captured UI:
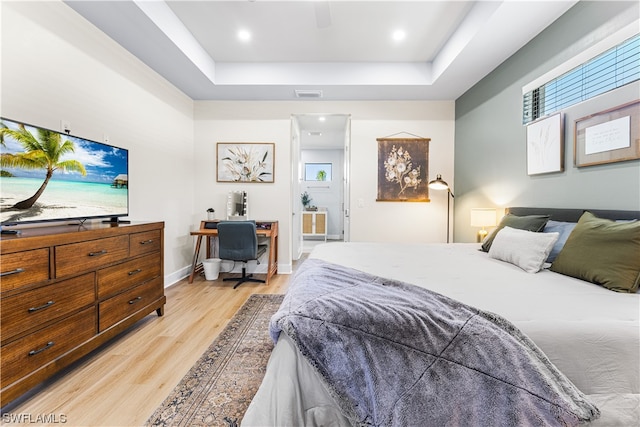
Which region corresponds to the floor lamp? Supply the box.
[428,174,454,243]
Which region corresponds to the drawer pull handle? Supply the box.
[28,341,55,356]
[28,300,55,313]
[1,267,25,277]
[128,268,142,276]
[88,250,107,257]
[128,296,142,304]
[140,239,154,245]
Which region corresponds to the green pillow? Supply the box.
[550,211,640,293]
[481,214,550,252]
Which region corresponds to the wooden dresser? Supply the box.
[0,221,165,407]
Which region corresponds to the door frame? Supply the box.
[291,113,351,260]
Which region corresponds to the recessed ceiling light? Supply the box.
[319,116,326,122]
[392,29,406,42]
[238,30,251,42]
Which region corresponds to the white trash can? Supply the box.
[202,258,221,280]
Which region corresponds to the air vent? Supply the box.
[308,131,322,136]
[295,90,323,98]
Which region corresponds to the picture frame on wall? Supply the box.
[216,142,275,183]
[574,100,640,167]
[526,113,564,175]
[376,137,430,202]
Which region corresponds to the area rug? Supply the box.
[145,294,285,427]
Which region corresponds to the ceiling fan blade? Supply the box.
[314,1,332,29]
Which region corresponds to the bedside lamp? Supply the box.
[470,208,497,243]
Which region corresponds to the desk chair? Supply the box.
[217,221,268,289]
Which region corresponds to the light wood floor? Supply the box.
[2,265,297,426]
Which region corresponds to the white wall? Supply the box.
[192,113,292,273]
[2,2,456,281]
[1,1,196,283]
[350,115,455,243]
[194,101,455,272]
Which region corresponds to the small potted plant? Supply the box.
[301,192,312,210]
[206,208,215,220]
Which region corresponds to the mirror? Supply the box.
[227,191,248,220]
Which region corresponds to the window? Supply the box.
[523,34,639,124]
[304,163,332,181]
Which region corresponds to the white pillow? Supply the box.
[488,226,559,273]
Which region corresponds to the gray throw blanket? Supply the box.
[270,259,599,427]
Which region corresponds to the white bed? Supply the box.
[243,209,640,426]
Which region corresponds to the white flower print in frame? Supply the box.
[217,143,275,183]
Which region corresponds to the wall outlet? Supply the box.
[60,120,71,134]
[357,198,365,208]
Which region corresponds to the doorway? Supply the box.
[291,114,351,260]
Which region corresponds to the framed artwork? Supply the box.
[574,100,640,167]
[216,142,275,183]
[376,137,430,202]
[526,113,564,175]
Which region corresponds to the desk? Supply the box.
[188,220,278,284]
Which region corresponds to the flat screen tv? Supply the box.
[0,117,129,227]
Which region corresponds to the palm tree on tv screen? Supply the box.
[0,123,87,209]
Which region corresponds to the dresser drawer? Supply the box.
[129,230,161,257]
[97,253,161,300]
[1,273,95,343]
[0,248,49,292]
[1,307,96,389]
[55,235,129,277]
[98,277,163,332]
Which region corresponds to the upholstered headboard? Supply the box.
[506,207,640,222]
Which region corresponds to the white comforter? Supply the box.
[243,243,640,426]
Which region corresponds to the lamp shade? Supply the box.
[428,174,449,191]
[470,208,497,227]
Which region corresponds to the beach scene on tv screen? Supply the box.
[0,119,128,224]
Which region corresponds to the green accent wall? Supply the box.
[454,1,640,243]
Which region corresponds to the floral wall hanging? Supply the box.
[376,137,430,202]
[216,142,275,183]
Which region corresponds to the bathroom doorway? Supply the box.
[291,114,351,259]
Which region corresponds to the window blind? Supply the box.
[523,34,639,125]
